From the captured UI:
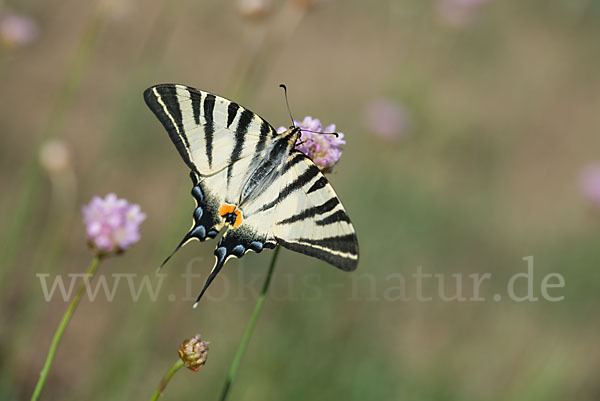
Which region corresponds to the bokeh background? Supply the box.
[1,0,600,400]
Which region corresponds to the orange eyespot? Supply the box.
[219,203,237,216]
[219,203,244,228]
[233,209,243,228]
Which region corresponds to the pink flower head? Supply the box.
[580,163,600,207]
[278,116,345,173]
[0,13,38,48]
[82,193,146,254]
[363,98,411,141]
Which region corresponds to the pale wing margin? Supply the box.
[143,84,279,176]
[272,152,359,271]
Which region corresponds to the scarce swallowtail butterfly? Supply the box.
[144,84,359,305]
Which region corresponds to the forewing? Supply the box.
[143,84,278,177]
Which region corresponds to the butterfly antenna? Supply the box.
[279,84,295,127]
[280,84,339,137]
[299,128,339,138]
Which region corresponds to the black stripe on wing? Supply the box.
[277,235,359,271]
[227,102,239,128]
[315,210,352,226]
[203,93,216,168]
[191,89,201,125]
[307,176,327,194]
[227,109,253,184]
[276,198,340,225]
[144,85,194,171]
[257,120,271,154]
[258,164,321,213]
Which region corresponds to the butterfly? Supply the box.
[144,84,359,305]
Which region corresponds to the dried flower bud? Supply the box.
[178,334,209,371]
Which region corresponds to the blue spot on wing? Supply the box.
[190,225,206,240]
[231,245,246,257]
[192,186,204,202]
[250,241,264,252]
[215,246,227,262]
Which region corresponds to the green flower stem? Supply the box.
[30,255,102,401]
[150,359,185,401]
[219,245,281,401]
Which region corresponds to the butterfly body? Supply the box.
[144,84,358,304]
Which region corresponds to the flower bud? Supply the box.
[178,334,209,372]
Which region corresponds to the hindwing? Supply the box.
[272,152,359,271]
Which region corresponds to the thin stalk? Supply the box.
[149,359,185,401]
[218,245,281,401]
[30,255,102,401]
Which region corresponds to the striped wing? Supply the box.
[143,84,279,178]
[272,152,359,271]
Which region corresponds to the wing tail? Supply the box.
[193,247,227,308]
[160,172,223,268]
[192,227,276,307]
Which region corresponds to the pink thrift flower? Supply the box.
[278,116,345,173]
[82,193,146,254]
[580,163,600,207]
[0,13,38,48]
[363,98,410,141]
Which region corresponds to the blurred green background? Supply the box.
[1,0,600,400]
